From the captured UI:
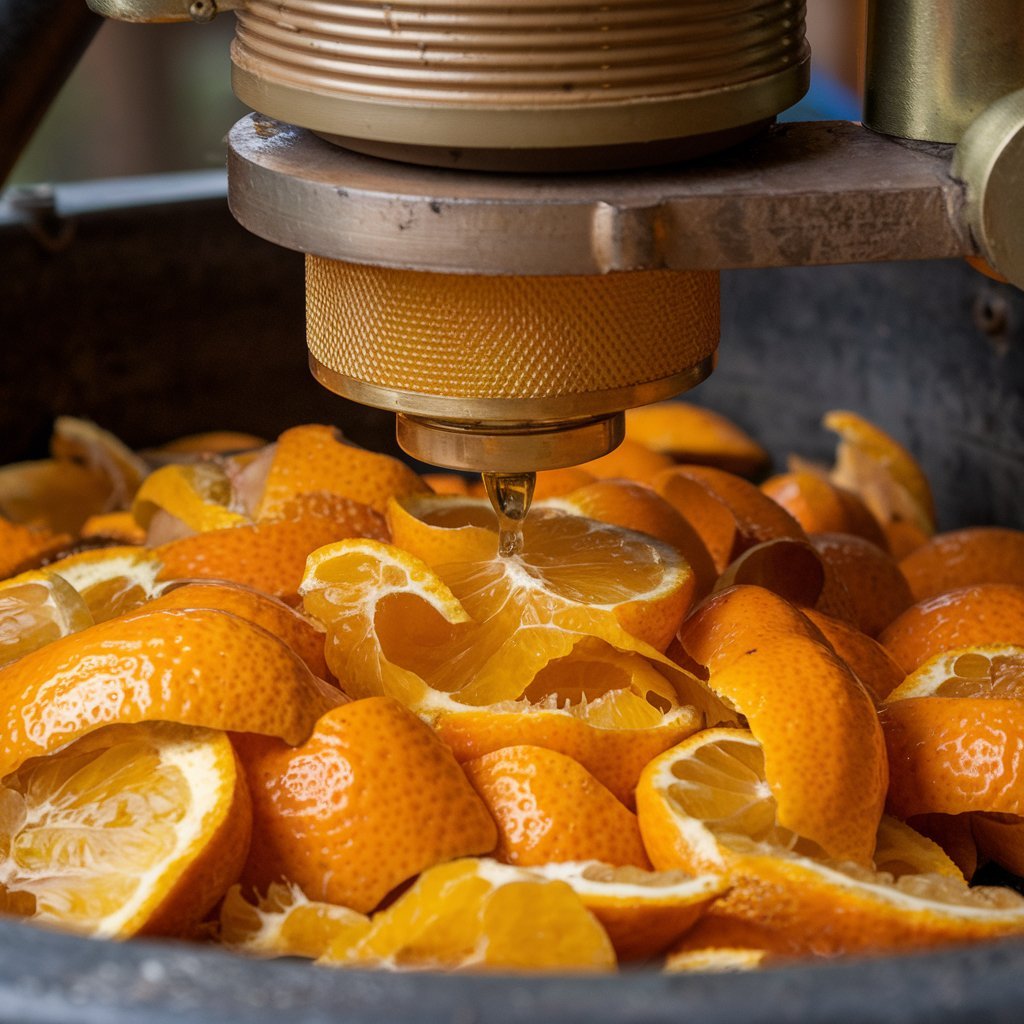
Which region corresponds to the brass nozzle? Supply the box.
[305,257,720,472]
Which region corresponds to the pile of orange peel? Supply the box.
[0,406,1022,972]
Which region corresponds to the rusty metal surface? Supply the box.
[227,117,974,275]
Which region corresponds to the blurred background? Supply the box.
[9,0,866,185]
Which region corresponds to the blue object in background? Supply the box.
[781,69,861,122]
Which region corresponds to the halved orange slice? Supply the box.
[0,721,249,938]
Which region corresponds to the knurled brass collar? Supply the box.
[953,88,1024,291]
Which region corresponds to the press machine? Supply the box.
[12,1,1024,480]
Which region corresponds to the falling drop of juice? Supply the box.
[482,472,536,558]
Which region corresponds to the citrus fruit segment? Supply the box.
[156,517,360,605]
[140,581,329,680]
[823,410,935,536]
[318,858,616,972]
[38,546,164,622]
[625,402,769,478]
[545,479,718,599]
[301,529,713,721]
[898,527,1024,602]
[529,860,727,961]
[880,584,1024,674]
[0,721,250,938]
[300,539,473,709]
[0,607,341,777]
[388,496,696,653]
[219,882,371,959]
[636,729,1024,956]
[463,745,652,869]
[238,698,496,914]
[132,463,249,535]
[887,645,1024,700]
[434,703,700,809]
[256,424,428,519]
[0,572,93,669]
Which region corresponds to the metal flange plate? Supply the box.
[227,115,973,276]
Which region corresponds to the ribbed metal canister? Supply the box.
[231,0,809,167]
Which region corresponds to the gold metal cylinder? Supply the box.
[865,0,1024,143]
[231,0,809,169]
[305,257,719,470]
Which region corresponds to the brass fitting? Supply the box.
[953,89,1024,291]
[231,0,808,171]
[865,0,1024,143]
[306,258,719,472]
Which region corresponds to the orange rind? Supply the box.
[0,607,341,777]
[899,527,1024,602]
[434,702,700,809]
[637,729,1024,956]
[256,424,428,519]
[463,745,652,870]
[880,584,1024,674]
[238,698,496,914]
[219,883,371,959]
[761,470,887,549]
[625,402,769,478]
[824,410,935,536]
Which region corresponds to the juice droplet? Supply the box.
[482,472,536,558]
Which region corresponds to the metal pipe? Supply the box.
[864,0,1024,143]
[0,0,103,184]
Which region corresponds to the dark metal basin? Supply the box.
[1,172,1023,1023]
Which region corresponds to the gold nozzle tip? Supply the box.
[395,414,626,474]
